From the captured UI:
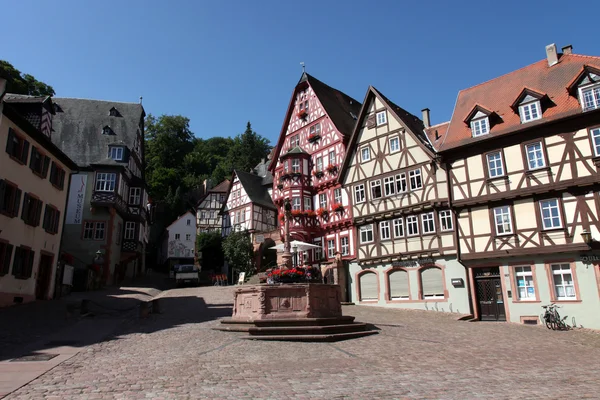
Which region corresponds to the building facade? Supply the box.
[51,98,150,286]
[196,179,229,233]
[437,44,600,328]
[0,88,78,306]
[158,211,196,269]
[339,87,470,314]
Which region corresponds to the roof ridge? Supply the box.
[459,58,549,94]
[428,121,450,129]
[54,97,142,105]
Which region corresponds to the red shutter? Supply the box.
[5,128,15,155]
[21,140,30,165]
[0,243,13,275]
[42,156,50,178]
[53,210,61,233]
[13,189,22,218]
[58,169,65,189]
[34,199,43,226]
[25,250,35,278]
[0,179,5,212]
[21,193,30,222]
[366,115,376,129]
[29,147,38,171]
[43,204,50,231]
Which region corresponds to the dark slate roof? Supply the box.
[50,98,145,167]
[4,94,51,104]
[285,146,309,155]
[3,93,54,131]
[301,73,361,137]
[252,158,274,186]
[235,169,276,210]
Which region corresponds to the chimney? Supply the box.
[546,43,559,67]
[562,44,573,55]
[421,108,431,129]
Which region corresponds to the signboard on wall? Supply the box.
[391,258,436,267]
[65,174,87,224]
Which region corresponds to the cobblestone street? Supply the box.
[4,284,600,399]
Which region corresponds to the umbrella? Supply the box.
[268,240,321,252]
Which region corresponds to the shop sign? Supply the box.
[392,257,435,267]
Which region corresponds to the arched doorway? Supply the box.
[258,238,277,272]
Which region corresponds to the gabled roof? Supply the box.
[230,169,276,211]
[269,73,361,172]
[339,86,431,182]
[166,211,196,230]
[209,179,230,193]
[51,98,145,167]
[425,122,450,151]
[439,52,600,152]
[283,146,310,156]
[3,93,55,131]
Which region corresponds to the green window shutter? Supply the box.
[5,128,15,155]
[21,140,30,165]
[21,193,30,222]
[359,273,378,300]
[389,270,410,299]
[13,189,22,218]
[421,268,444,297]
[42,156,51,178]
[1,243,13,275]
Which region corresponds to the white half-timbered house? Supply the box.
[196,179,229,233]
[339,87,470,314]
[437,44,600,328]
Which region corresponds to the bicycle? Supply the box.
[541,304,571,331]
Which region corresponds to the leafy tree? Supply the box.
[222,230,255,276]
[0,60,55,96]
[196,232,224,273]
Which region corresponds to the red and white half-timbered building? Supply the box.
[437,44,600,328]
[269,73,361,281]
[339,87,470,314]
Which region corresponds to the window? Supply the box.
[406,216,419,236]
[359,272,378,301]
[439,210,453,231]
[470,117,489,137]
[409,169,422,190]
[360,225,374,243]
[49,162,66,190]
[175,233,180,240]
[370,180,382,199]
[109,146,124,160]
[383,176,395,196]
[102,126,114,135]
[284,161,289,173]
[519,101,541,123]
[380,221,391,240]
[29,147,49,177]
[551,264,576,300]
[354,184,365,203]
[201,211,206,219]
[315,156,323,172]
[83,221,105,240]
[525,142,545,170]
[129,187,141,205]
[95,173,116,192]
[389,270,409,299]
[327,239,335,258]
[186,219,191,226]
[219,195,225,203]
[319,193,327,209]
[334,188,342,205]
[0,180,22,217]
[210,211,215,219]
[376,111,387,126]
[304,197,312,211]
[328,151,336,166]
[421,267,444,298]
[109,107,120,117]
[0,241,14,276]
[514,266,535,300]
[94,222,105,240]
[292,159,300,173]
[292,197,301,211]
[421,212,435,234]
[290,135,300,147]
[12,246,34,279]
[341,237,349,256]
[540,199,562,229]
[394,218,404,237]
[590,128,600,156]
[21,193,43,227]
[125,221,135,240]
[396,173,407,193]
[186,234,191,241]
[42,205,60,234]
[486,152,505,178]
[83,222,95,239]
[580,84,600,111]
[314,239,322,261]
[389,137,400,153]
[309,123,321,136]
[5,128,29,164]
[361,147,371,162]
[494,206,513,235]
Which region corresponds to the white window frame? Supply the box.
[383,176,395,196]
[551,263,576,300]
[318,193,327,209]
[406,216,419,236]
[539,199,562,230]
[376,111,387,126]
[514,266,535,301]
[290,134,300,147]
[341,237,349,256]
[421,212,435,235]
[292,197,301,211]
[396,173,407,193]
[186,219,191,226]
[328,151,336,166]
[519,101,542,123]
[316,156,323,172]
[109,146,124,161]
[186,234,191,241]
[129,187,141,205]
[409,169,422,190]
[314,239,322,261]
[334,188,342,205]
[361,147,371,162]
[95,222,105,240]
[494,206,513,235]
[291,159,300,173]
[579,83,600,112]
[470,117,489,137]
[304,196,312,211]
[380,221,391,240]
[125,221,135,240]
[370,179,382,199]
[486,151,504,178]
[327,239,335,258]
[360,224,374,243]
[95,172,116,192]
[354,184,365,203]
[389,137,400,153]
[393,218,404,238]
[590,127,600,157]
[439,210,453,232]
[525,142,546,170]
[175,233,181,240]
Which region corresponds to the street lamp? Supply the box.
[581,230,593,245]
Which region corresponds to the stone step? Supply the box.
[219,316,356,327]
[240,330,379,342]
[248,323,369,336]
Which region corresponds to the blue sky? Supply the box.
[3,0,599,146]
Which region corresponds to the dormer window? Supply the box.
[109,107,121,117]
[519,101,541,123]
[580,84,600,112]
[102,126,114,135]
[108,146,125,161]
[470,117,489,137]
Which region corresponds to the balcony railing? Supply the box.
[91,191,127,216]
[122,239,143,253]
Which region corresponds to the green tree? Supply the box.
[0,60,55,96]
[196,232,224,273]
[222,230,255,276]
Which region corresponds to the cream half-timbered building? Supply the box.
[196,179,229,233]
[437,44,600,328]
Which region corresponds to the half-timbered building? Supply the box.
[437,44,600,328]
[196,179,229,233]
[339,87,470,314]
[269,73,361,286]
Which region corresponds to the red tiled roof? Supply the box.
[439,53,600,152]
[209,180,230,193]
[425,122,449,151]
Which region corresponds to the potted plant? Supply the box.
[333,203,345,213]
[326,164,337,174]
[316,207,329,219]
[307,132,320,143]
[297,109,307,119]
[312,170,324,179]
[305,210,317,217]
[291,209,303,218]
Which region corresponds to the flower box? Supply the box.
[297,109,307,119]
[267,266,322,284]
[312,170,324,179]
[316,208,329,219]
[307,133,321,143]
[333,203,345,213]
[291,210,303,218]
[305,210,317,217]
[280,173,291,181]
[326,164,338,174]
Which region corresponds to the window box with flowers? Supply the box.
[267,266,322,284]
[291,209,303,219]
[316,207,329,220]
[326,164,338,174]
[297,109,307,119]
[305,210,317,217]
[280,173,291,182]
[333,203,345,213]
[312,170,324,179]
[307,133,321,143]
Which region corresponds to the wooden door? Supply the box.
[475,268,506,321]
[36,254,53,300]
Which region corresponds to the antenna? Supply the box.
[139,96,143,105]
[300,62,305,73]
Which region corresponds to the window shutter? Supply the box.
[359,273,378,300]
[6,128,15,155]
[58,169,65,189]
[42,156,50,178]
[43,204,50,230]
[1,244,13,275]
[53,210,61,233]
[366,115,376,129]
[26,250,35,278]
[389,270,410,298]
[50,162,56,184]
[34,200,43,226]
[12,247,22,277]
[421,268,444,296]
[21,193,30,222]
[13,189,22,218]
[0,179,5,211]
[29,147,38,171]
[21,140,30,165]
